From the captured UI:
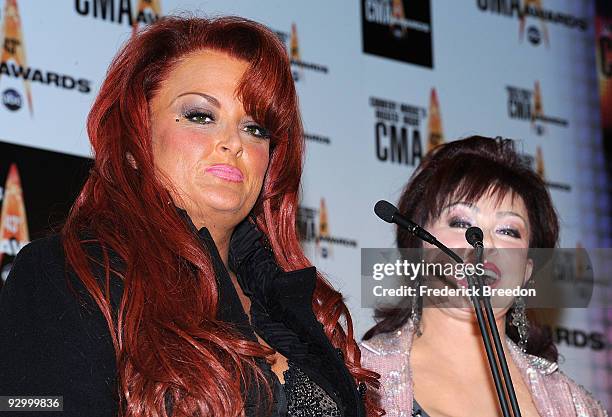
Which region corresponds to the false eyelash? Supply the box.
[182,109,215,122]
[449,216,472,228]
[244,124,271,139]
[498,228,521,238]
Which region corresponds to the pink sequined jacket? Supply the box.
[360,322,607,417]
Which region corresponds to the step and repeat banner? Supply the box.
[0,0,610,410]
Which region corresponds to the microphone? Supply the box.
[465,227,484,248]
[465,226,484,272]
[374,200,437,245]
[374,201,520,417]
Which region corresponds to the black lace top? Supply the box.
[283,362,342,416]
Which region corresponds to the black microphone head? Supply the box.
[465,227,484,247]
[374,200,398,223]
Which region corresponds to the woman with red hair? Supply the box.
[0,16,380,417]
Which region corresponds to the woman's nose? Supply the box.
[217,129,243,157]
[482,228,498,250]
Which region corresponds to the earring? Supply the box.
[410,278,423,336]
[175,118,180,122]
[511,296,529,353]
[125,152,138,170]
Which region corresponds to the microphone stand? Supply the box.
[473,243,523,417]
[428,238,517,417]
[373,200,522,416]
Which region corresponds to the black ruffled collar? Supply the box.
[173,206,255,329]
[174,206,366,417]
[173,207,287,416]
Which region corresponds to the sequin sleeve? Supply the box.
[558,370,608,417]
[360,329,413,417]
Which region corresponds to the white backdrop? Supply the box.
[0,0,609,410]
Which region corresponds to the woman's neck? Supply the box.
[412,308,508,372]
[179,205,235,268]
[205,226,232,267]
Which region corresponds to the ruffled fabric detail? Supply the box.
[229,220,324,367]
[229,219,366,417]
[174,208,285,416]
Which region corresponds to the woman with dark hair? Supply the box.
[0,16,380,417]
[361,136,606,416]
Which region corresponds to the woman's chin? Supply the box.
[437,305,511,324]
[196,189,248,215]
[441,306,475,318]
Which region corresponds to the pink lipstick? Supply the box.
[483,262,501,278]
[481,261,502,288]
[205,164,244,182]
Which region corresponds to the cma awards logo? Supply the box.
[506,81,568,136]
[518,145,571,191]
[274,23,328,82]
[0,0,92,116]
[370,88,443,166]
[364,0,430,39]
[298,198,357,259]
[362,0,433,68]
[477,0,588,47]
[0,163,30,285]
[75,0,161,32]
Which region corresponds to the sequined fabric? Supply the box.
[360,321,608,417]
[283,362,341,417]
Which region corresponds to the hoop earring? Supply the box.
[511,296,529,353]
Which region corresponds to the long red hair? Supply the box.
[62,16,380,417]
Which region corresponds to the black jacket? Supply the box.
[0,216,366,417]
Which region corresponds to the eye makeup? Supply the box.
[443,204,527,240]
[181,107,215,125]
[172,94,271,140]
[444,205,474,229]
[242,123,271,140]
[496,226,522,239]
[448,216,473,229]
[173,93,218,124]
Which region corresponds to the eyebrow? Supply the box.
[443,202,528,224]
[495,210,528,224]
[174,92,221,108]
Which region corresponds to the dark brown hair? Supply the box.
[363,136,559,362]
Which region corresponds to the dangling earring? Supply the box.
[125,152,138,170]
[410,278,423,336]
[511,296,529,352]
